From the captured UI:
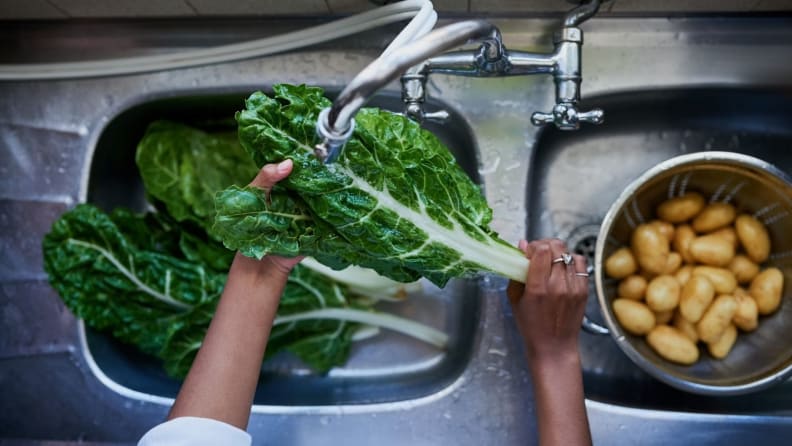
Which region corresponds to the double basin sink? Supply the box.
[87,85,792,413]
[10,14,792,444]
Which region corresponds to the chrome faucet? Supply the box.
[315,0,605,163]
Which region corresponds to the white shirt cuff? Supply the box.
[138,416,252,446]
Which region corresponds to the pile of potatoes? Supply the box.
[605,192,784,365]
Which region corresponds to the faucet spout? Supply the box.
[564,0,603,27]
[316,20,499,163]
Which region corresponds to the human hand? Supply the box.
[246,159,304,275]
[506,239,589,361]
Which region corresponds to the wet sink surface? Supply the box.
[85,90,481,406]
[527,88,792,414]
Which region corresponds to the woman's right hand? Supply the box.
[506,239,594,446]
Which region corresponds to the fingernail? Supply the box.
[277,159,292,174]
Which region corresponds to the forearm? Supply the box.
[168,252,288,429]
[529,349,592,446]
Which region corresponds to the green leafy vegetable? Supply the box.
[43,204,222,356]
[43,204,445,377]
[136,120,259,231]
[214,84,529,286]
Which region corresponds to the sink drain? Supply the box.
[557,223,607,330]
[564,223,601,271]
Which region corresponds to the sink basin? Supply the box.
[84,89,482,406]
[527,87,792,414]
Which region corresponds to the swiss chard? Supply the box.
[43,204,445,377]
[136,120,259,232]
[214,84,529,286]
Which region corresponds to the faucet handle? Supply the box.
[578,108,605,125]
[422,109,451,123]
[404,102,450,124]
[531,103,604,130]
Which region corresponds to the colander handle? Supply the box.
[580,264,610,335]
[582,315,610,335]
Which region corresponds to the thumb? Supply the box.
[249,159,293,191]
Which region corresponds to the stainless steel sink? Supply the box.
[5,15,792,445]
[84,90,482,405]
[526,87,792,414]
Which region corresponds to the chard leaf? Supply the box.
[43,204,435,377]
[177,231,235,272]
[135,120,259,231]
[266,264,362,373]
[42,204,224,355]
[280,324,358,373]
[213,184,421,282]
[219,84,528,286]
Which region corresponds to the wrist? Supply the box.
[527,344,581,373]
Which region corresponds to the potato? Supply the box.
[618,275,647,300]
[673,224,697,264]
[749,267,784,315]
[632,223,670,275]
[707,324,737,359]
[735,214,771,263]
[679,275,715,323]
[728,255,760,284]
[733,289,758,332]
[692,266,738,294]
[697,295,738,343]
[647,325,700,365]
[692,202,736,233]
[613,299,656,335]
[640,269,658,282]
[605,247,638,279]
[663,252,683,275]
[657,193,705,223]
[710,226,739,250]
[673,311,699,342]
[650,220,675,242]
[655,309,674,325]
[645,275,681,312]
[689,233,736,267]
[675,265,695,287]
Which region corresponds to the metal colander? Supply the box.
[594,151,792,395]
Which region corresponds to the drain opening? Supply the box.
[564,223,601,270]
[559,223,606,328]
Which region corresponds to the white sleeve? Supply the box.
[138,416,252,446]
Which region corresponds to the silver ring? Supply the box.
[575,272,590,277]
[551,252,574,266]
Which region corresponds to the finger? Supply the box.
[548,239,574,294]
[547,238,570,281]
[572,254,590,297]
[517,239,538,259]
[249,159,294,191]
[526,242,552,293]
[524,240,545,259]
